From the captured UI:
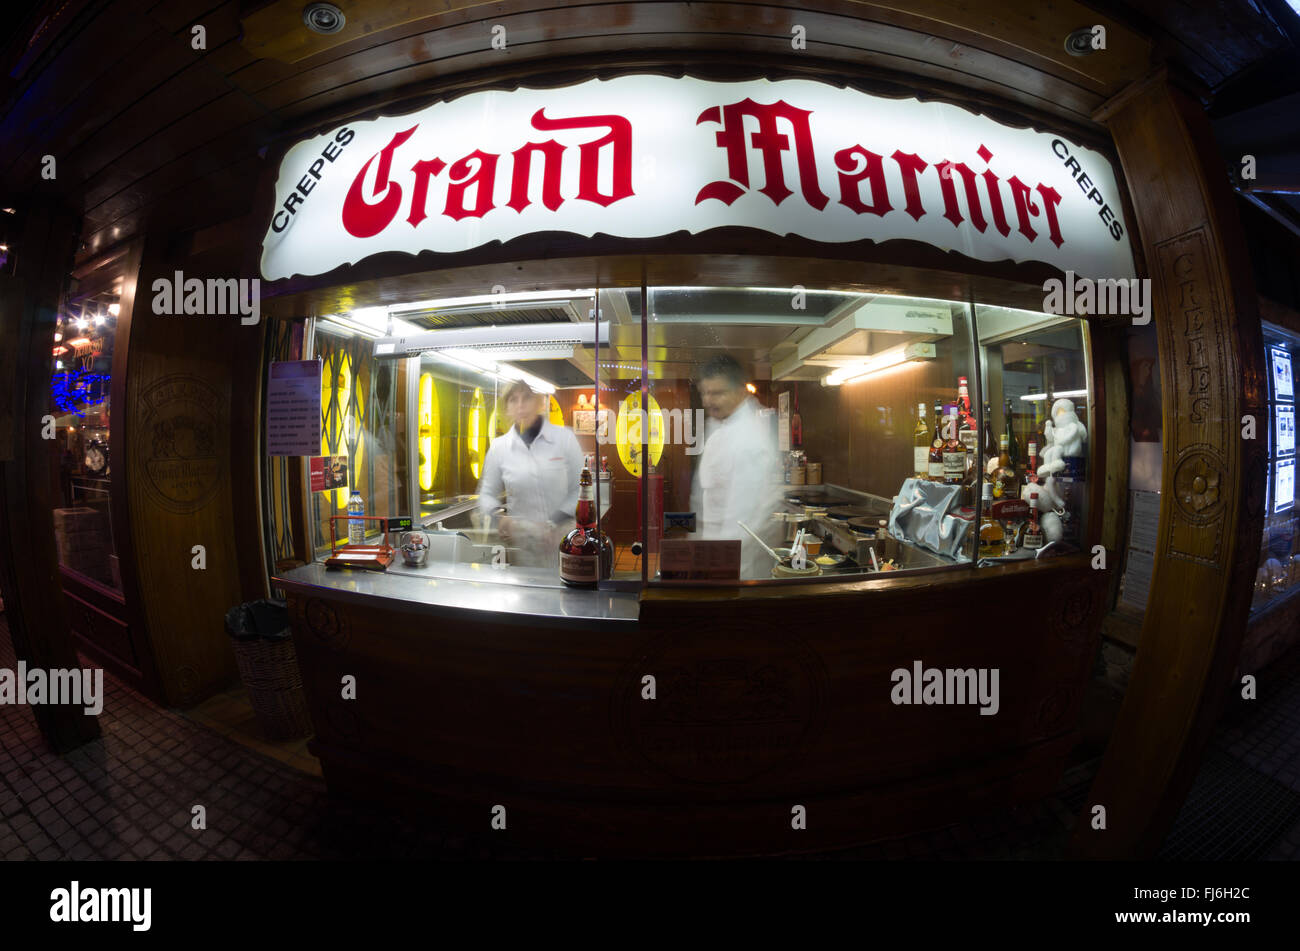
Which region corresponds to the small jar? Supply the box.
[806,462,822,484]
[790,465,806,485]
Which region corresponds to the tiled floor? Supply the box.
[182,685,322,778]
[2,610,1299,859]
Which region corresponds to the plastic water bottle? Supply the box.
[348,490,365,545]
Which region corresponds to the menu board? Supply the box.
[267,360,322,456]
[1271,347,1294,400]
[1277,404,1296,456]
[1275,458,1295,514]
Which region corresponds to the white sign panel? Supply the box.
[267,360,322,456]
[260,75,1135,282]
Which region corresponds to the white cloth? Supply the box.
[477,421,585,564]
[689,396,783,579]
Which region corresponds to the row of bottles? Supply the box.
[912,377,1045,507]
[978,484,1045,557]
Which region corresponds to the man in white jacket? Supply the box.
[689,354,783,580]
[478,380,585,567]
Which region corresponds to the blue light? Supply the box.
[52,367,110,417]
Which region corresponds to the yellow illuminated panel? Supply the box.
[418,372,437,491]
[615,391,664,478]
[549,395,564,426]
[468,387,487,479]
[322,353,365,511]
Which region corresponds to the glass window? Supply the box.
[305,291,601,588]
[50,275,122,591]
[1253,323,1299,610]
[291,274,1098,590]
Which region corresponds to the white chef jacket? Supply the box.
[477,419,585,529]
[689,396,783,580]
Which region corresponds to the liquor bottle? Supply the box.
[347,490,365,545]
[912,402,930,479]
[941,404,966,485]
[559,457,612,586]
[957,376,978,457]
[978,483,1005,557]
[927,401,945,481]
[1026,440,1040,486]
[1023,492,1044,550]
[982,401,998,466]
[990,434,1022,501]
[791,388,803,448]
[1004,400,1020,471]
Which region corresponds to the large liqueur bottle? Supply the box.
[990,434,1023,501]
[956,376,978,460]
[559,457,612,587]
[925,400,946,478]
[941,404,966,487]
[978,482,1005,558]
[912,402,930,479]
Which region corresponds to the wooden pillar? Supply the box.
[0,204,101,750]
[119,229,265,707]
[1072,69,1269,857]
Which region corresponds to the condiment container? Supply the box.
[805,462,822,484]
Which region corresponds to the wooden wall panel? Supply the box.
[1075,68,1268,858]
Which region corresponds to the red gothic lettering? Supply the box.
[341,126,418,238]
[1036,183,1065,248]
[695,98,829,210]
[529,108,633,207]
[442,150,499,221]
[936,161,988,232]
[508,139,565,213]
[974,145,1011,237]
[890,150,928,221]
[1006,175,1040,242]
[834,145,892,216]
[407,157,448,227]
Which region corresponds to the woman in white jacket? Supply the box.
[477,380,585,567]
[689,354,784,580]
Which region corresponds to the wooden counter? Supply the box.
[276,553,1108,857]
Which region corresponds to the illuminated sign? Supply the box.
[261,75,1135,282]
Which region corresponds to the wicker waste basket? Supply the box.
[224,599,314,741]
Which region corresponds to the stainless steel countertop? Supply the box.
[273,562,640,630]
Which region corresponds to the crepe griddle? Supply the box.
[847,515,886,534]
[826,505,873,521]
[787,489,837,506]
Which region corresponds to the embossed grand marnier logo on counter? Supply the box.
[260,76,1135,282]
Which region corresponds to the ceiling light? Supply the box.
[107,303,120,316]
[389,289,593,312]
[75,319,89,331]
[822,342,936,386]
[303,2,345,34]
[1020,389,1089,402]
[374,321,608,359]
[94,315,105,325]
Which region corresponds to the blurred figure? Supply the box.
[689,354,783,579]
[477,380,584,568]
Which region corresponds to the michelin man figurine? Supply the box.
[1030,397,1087,543]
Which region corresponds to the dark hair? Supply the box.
[697,353,746,388]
